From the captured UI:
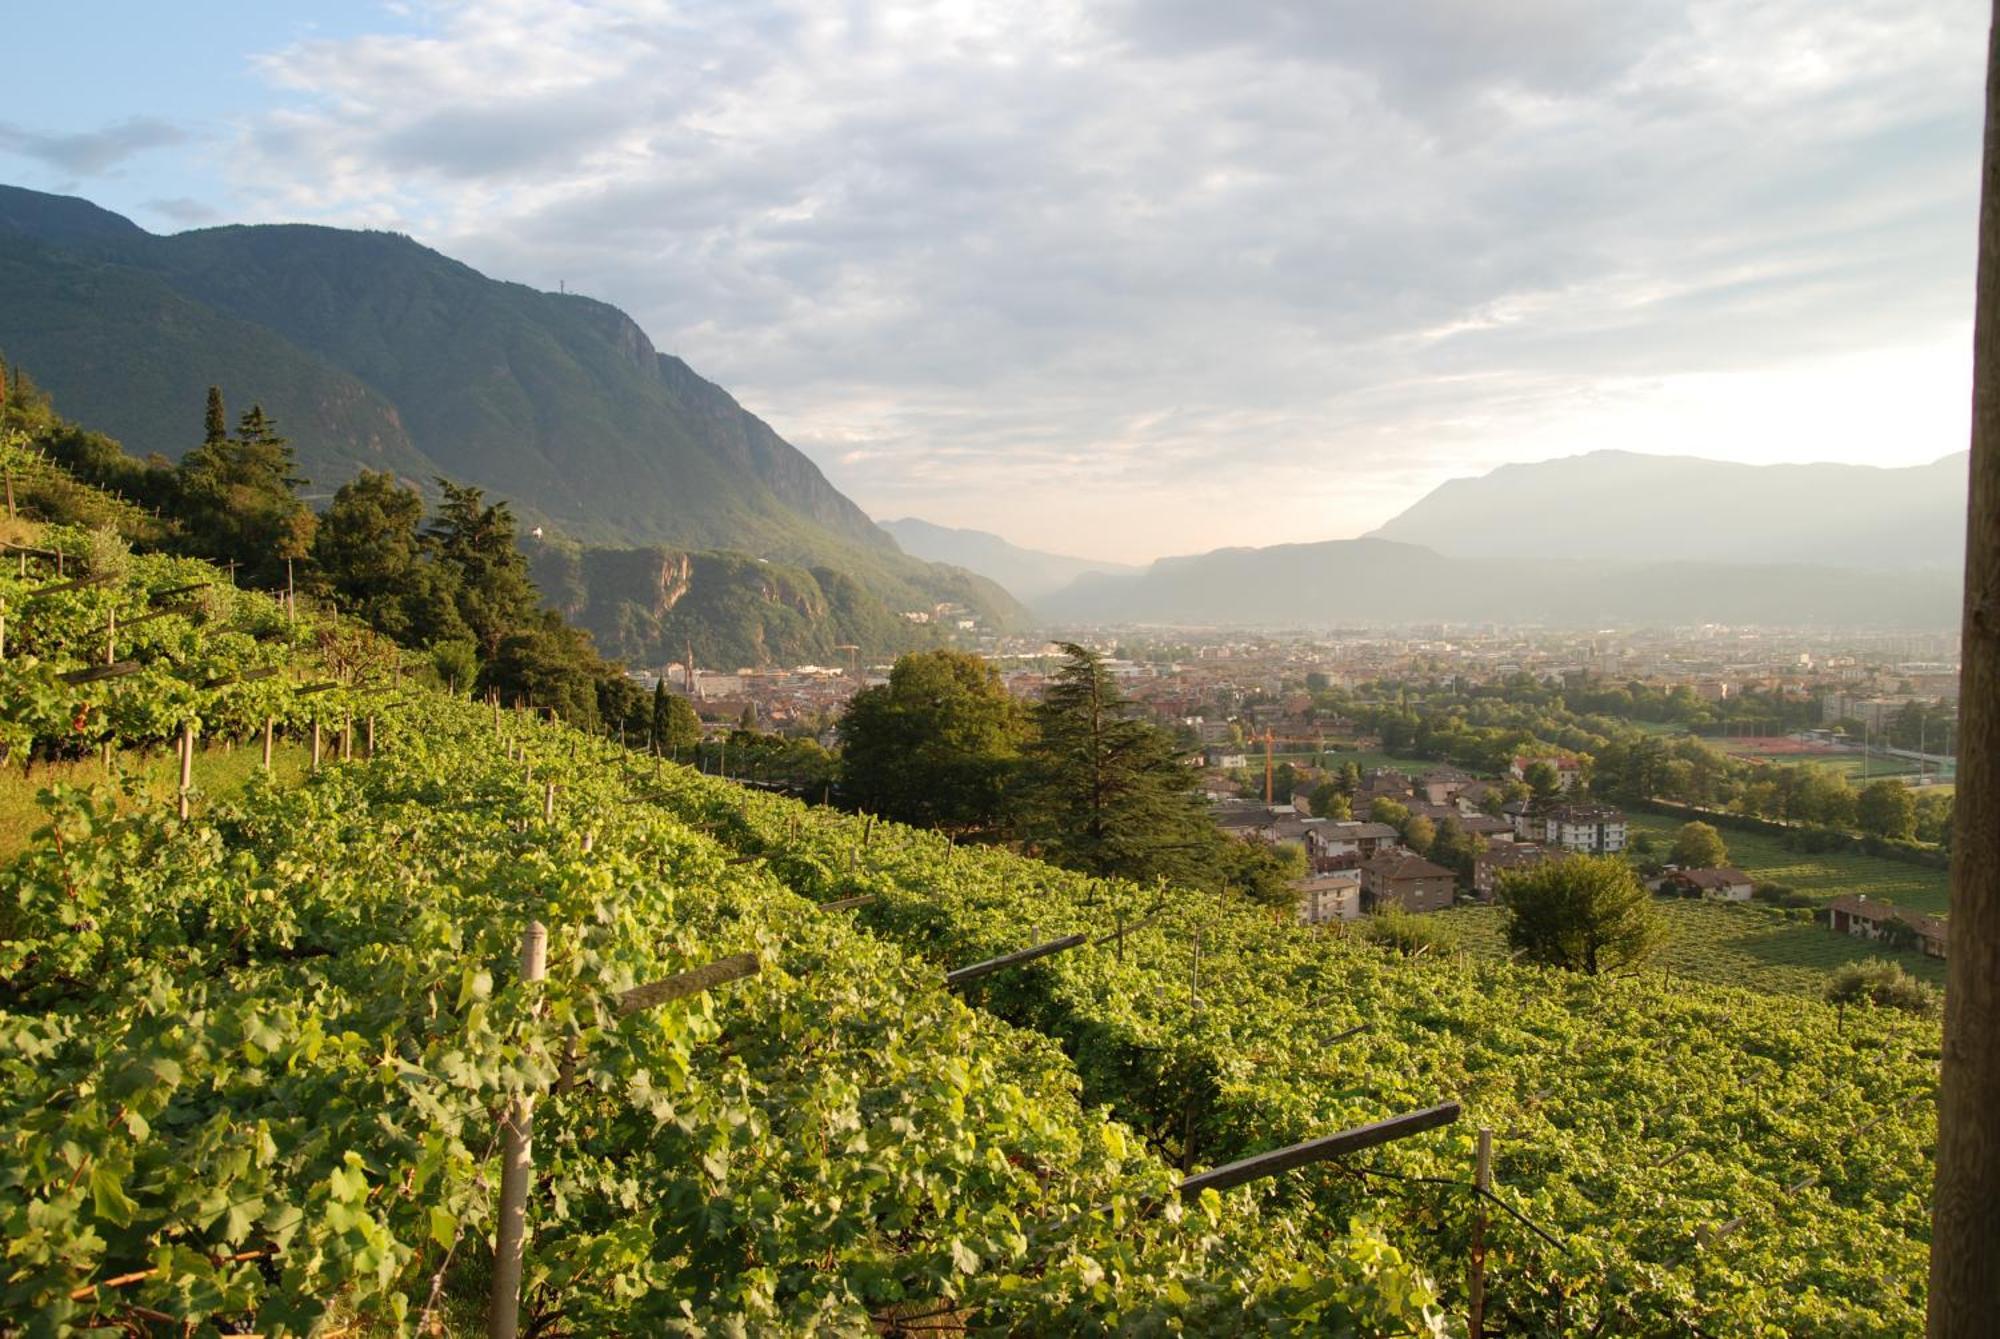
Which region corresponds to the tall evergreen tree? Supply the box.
[839,650,1028,830]
[424,479,539,657]
[1013,643,1217,885]
[650,680,702,755]
[203,386,227,446]
[173,402,314,581]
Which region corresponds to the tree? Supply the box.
[312,471,460,641]
[651,681,702,755]
[1429,815,1480,879]
[839,650,1028,831]
[1012,643,1217,885]
[1500,854,1665,975]
[1857,779,1918,840]
[173,403,315,581]
[1402,814,1436,856]
[1825,958,1938,1032]
[430,638,479,696]
[1310,781,1351,820]
[1670,821,1730,869]
[1371,796,1410,831]
[1523,760,1561,800]
[425,480,539,658]
[202,386,227,446]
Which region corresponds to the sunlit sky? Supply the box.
[3,1,1983,564]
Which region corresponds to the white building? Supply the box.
[1295,871,1363,925]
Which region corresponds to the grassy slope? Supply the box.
[1443,901,1947,997]
[1628,812,1950,915]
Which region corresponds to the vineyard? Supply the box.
[0,509,1942,1335]
[0,529,1444,1332]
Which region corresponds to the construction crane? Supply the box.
[834,644,862,677]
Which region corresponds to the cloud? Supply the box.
[0,116,189,175]
[143,196,224,227]
[229,0,1984,562]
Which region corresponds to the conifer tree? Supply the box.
[203,386,227,445]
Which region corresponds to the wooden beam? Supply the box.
[59,660,141,685]
[1176,1101,1462,1196]
[614,953,760,1016]
[1933,6,2000,1332]
[945,933,1087,988]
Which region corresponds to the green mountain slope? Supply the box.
[0,183,1023,639]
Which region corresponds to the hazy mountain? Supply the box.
[1368,450,1968,569]
[0,184,1023,638]
[1040,537,1959,629]
[880,517,1138,603]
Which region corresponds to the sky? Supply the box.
[1,0,1985,564]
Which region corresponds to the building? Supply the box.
[1509,754,1582,791]
[1662,867,1754,901]
[1295,871,1363,925]
[1473,843,1551,901]
[1361,851,1458,914]
[1306,821,1401,866]
[1418,767,1474,806]
[1828,895,1948,959]
[1513,802,1628,854]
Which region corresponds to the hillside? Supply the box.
[880,517,1138,603]
[0,472,1940,1333]
[0,183,1019,638]
[1370,449,1968,568]
[1040,536,1961,628]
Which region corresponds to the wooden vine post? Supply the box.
[488,922,547,1339]
[1933,3,2000,1330]
[177,722,194,820]
[341,711,353,762]
[544,781,556,824]
[262,716,274,771]
[310,718,322,771]
[366,715,376,757]
[1469,1127,1493,1338]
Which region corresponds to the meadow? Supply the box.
[1627,812,1950,915]
[1443,899,1947,997]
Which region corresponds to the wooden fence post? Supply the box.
[1469,1127,1493,1338]
[341,712,352,762]
[488,922,547,1339]
[311,718,321,771]
[177,722,194,820]
[366,715,376,757]
[544,782,556,824]
[104,610,115,666]
[262,716,274,771]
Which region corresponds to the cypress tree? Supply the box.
[203,386,227,445]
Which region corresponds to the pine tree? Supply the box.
[1013,643,1217,885]
[203,386,227,446]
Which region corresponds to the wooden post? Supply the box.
[366,716,375,757]
[177,722,194,819]
[262,716,274,771]
[311,718,321,771]
[1469,1128,1493,1339]
[104,610,115,666]
[341,712,352,762]
[544,782,555,824]
[1176,1103,1463,1196]
[487,922,547,1339]
[1933,5,2000,1330]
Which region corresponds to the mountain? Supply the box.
[1039,537,1960,629]
[1368,449,1968,569]
[879,517,1138,603]
[0,183,1024,646]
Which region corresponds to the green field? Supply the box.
[1442,900,1946,998]
[0,740,310,858]
[1627,812,1950,915]
[1294,748,1439,776]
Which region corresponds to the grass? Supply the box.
[1297,749,1440,776]
[1442,900,1947,998]
[0,740,311,859]
[1627,813,1950,916]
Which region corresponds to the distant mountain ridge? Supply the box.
[1040,537,1959,629]
[0,183,1024,646]
[1367,449,1968,568]
[880,517,1137,603]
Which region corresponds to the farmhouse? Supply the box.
[1827,895,1949,959]
[1662,867,1755,901]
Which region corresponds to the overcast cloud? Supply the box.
[219,0,1982,562]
